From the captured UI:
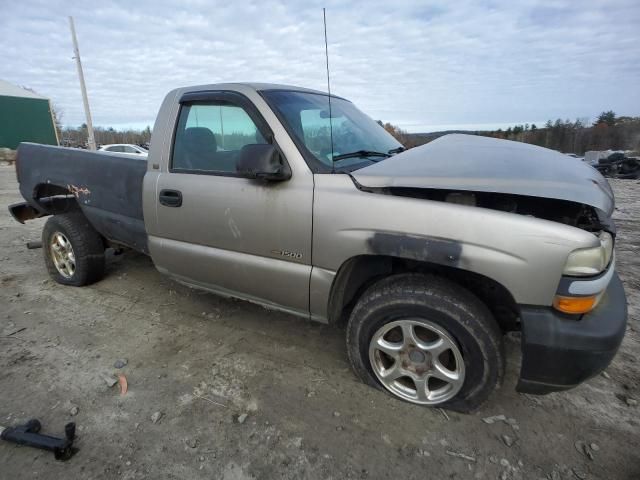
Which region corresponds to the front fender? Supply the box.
[312,174,599,307]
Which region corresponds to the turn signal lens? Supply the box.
[553,295,597,314]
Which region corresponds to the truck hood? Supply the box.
[352,134,614,216]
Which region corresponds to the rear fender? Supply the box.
[9,182,81,224]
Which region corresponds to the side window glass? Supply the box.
[172,102,267,173]
[124,146,137,153]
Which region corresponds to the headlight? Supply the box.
[563,232,614,277]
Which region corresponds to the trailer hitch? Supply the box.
[0,419,77,461]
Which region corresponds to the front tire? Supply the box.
[346,273,504,412]
[42,213,106,286]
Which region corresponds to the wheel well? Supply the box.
[33,183,81,215]
[35,183,72,198]
[328,255,520,332]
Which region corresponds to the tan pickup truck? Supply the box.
[9,83,627,411]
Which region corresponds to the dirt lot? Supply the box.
[1,164,639,479]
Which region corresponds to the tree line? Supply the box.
[381,111,640,155]
[59,124,152,148]
[486,112,640,154]
[57,110,639,156]
[46,101,152,148]
[28,87,640,154]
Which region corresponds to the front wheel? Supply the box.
[42,213,106,286]
[346,273,504,412]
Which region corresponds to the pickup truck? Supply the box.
[9,83,627,412]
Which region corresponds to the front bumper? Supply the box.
[517,273,627,394]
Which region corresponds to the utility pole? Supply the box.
[69,16,96,150]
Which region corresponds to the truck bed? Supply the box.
[13,143,148,253]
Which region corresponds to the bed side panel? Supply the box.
[16,143,148,252]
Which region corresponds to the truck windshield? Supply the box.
[261,90,403,172]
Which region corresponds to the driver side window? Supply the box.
[172,102,267,173]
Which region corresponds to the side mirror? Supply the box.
[237,144,291,181]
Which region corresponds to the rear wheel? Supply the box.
[346,273,504,412]
[43,213,106,286]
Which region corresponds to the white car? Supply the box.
[98,144,148,157]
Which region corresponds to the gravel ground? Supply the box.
[1,165,639,479]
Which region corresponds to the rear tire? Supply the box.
[42,213,106,286]
[346,273,504,412]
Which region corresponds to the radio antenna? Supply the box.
[323,8,335,169]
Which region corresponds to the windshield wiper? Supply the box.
[388,146,406,154]
[332,150,391,162]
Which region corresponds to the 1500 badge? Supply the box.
[271,249,303,260]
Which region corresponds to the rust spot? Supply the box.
[67,184,91,198]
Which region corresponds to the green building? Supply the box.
[0,79,59,149]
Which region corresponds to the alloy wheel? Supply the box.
[368,319,465,405]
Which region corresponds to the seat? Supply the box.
[181,127,218,170]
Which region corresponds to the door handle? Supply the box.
[159,189,182,207]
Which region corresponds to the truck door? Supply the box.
[150,91,313,316]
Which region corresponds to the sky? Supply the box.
[1,0,639,133]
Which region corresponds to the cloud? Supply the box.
[1,0,638,132]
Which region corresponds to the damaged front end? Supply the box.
[351,134,627,394]
[378,187,613,233]
[352,133,617,254]
[352,133,615,216]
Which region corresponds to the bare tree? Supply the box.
[50,103,64,141]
